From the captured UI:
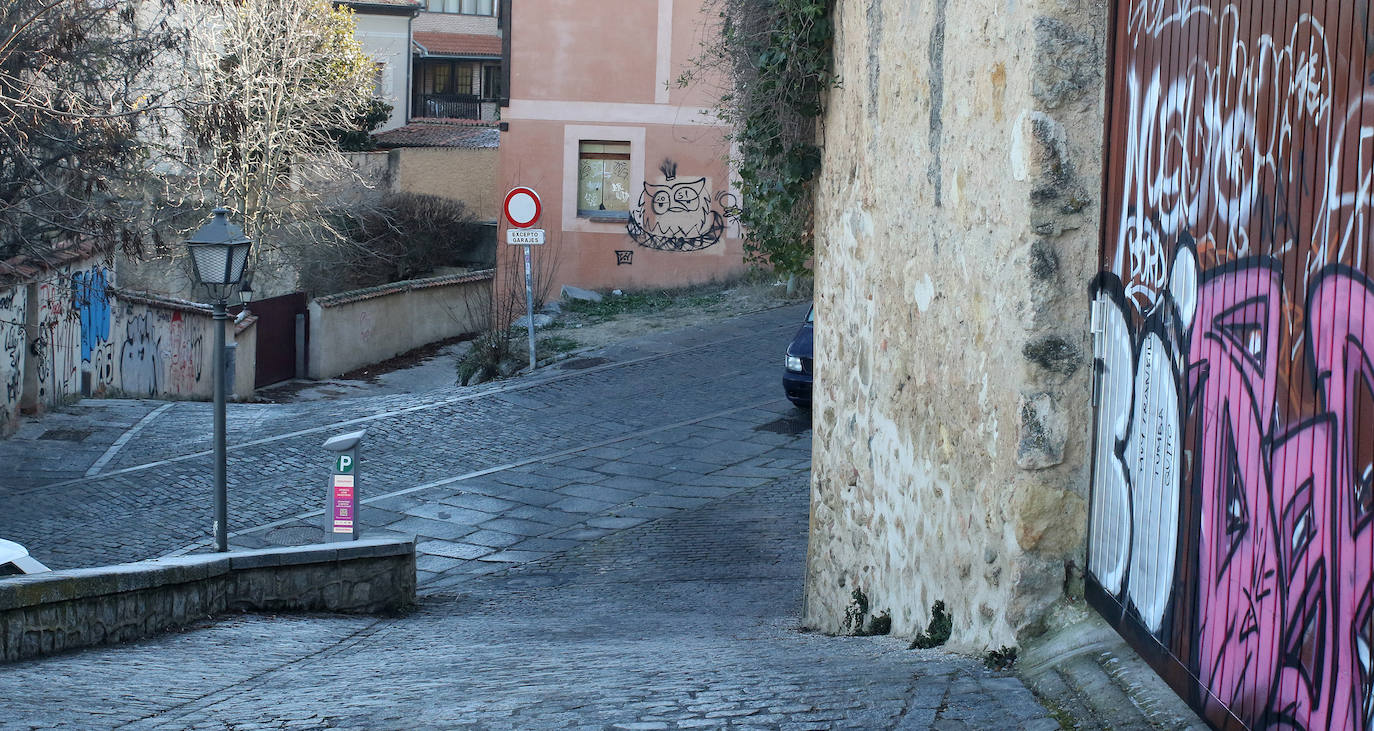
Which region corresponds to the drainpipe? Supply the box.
[407,15,422,124]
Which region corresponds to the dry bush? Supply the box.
[297,192,491,296]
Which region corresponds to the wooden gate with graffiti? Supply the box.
[1087,1,1374,728]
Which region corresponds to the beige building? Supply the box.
[341,1,421,133]
[496,0,747,294]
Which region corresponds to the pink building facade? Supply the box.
[497,0,745,294]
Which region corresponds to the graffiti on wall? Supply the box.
[75,268,110,364]
[30,264,116,404]
[119,311,160,396]
[0,289,25,422]
[118,307,209,398]
[627,160,733,252]
[0,261,211,412]
[1089,2,1374,729]
[164,311,205,395]
[35,274,78,403]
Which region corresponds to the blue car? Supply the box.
[783,306,813,408]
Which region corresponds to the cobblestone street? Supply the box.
[0,304,1058,729]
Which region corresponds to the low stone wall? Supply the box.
[0,537,415,663]
[308,270,492,380]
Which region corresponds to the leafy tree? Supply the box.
[0,0,182,262]
[332,98,394,153]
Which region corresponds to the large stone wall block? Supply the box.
[808,0,1106,647]
[1017,392,1067,470]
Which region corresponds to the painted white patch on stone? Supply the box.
[1011,110,1030,182]
[913,274,935,312]
[1169,245,1199,329]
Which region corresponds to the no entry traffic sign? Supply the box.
[504,187,542,228]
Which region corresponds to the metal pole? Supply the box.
[212,298,228,552]
[523,243,536,372]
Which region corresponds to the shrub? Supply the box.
[299,192,491,295]
[909,600,953,649]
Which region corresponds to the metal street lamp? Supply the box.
[185,208,252,553]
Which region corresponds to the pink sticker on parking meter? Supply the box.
[333,475,355,533]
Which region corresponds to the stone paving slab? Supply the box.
[0,475,1056,730]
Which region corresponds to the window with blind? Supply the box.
[421,62,476,96]
[577,141,633,220]
[424,0,495,15]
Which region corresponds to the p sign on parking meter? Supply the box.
[323,429,366,540]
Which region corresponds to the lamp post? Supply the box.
[186,208,253,553]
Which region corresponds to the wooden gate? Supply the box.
[248,292,307,388]
[1088,1,1374,728]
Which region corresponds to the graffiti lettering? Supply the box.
[1091,2,1374,729]
[164,311,204,395]
[74,268,110,364]
[119,312,160,396]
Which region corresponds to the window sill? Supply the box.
[580,215,628,224]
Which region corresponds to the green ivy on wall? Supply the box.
[683,0,837,276]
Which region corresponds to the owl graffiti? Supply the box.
[627,165,726,252]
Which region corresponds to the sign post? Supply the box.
[503,187,544,373]
[323,429,366,541]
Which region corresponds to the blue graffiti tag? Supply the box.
[74,268,110,363]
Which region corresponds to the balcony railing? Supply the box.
[413,93,483,120]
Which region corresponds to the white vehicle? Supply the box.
[0,538,50,576]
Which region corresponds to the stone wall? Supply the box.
[393,147,501,222]
[0,537,415,663]
[804,0,1108,649]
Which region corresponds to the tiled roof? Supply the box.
[374,120,500,149]
[338,0,421,10]
[413,31,503,57]
[0,239,105,289]
[314,269,494,308]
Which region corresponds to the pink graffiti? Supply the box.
[1192,263,1374,729]
[165,312,204,395]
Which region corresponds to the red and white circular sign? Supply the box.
[503,187,542,228]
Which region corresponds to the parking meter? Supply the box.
[323,429,366,541]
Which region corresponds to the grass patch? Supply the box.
[562,286,727,324]
[538,335,579,357]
